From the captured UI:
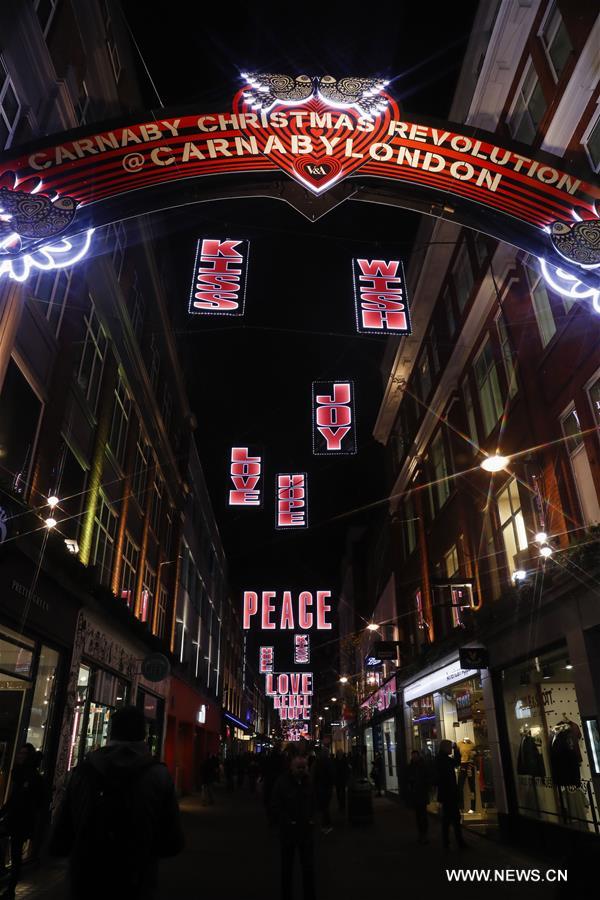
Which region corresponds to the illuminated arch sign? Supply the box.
[0,74,598,291]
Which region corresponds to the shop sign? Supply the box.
[197,704,207,724]
[403,658,479,703]
[276,473,308,529]
[259,646,274,673]
[360,676,397,719]
[141,652,171,682]
[242,590,332,630]
[459,647,489,670]
[188,238,249,316]
[228,446,262,506]
[352,258,411,334]
[373,640,399,660]
[365,654,383,669]
[456,690,472,722]
[312,381,357,455]
[294,634,310,664]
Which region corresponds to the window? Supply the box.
[58,444,87,542]
[165,512,174,559]
[75,79,90,125]
[161,385,173,434]
[34,0,60,38]
[508,59,547,143]
[540,2,573,81]
[31,269,71,337]
[109,377,131,469]
[473,338,503,436]
[150,471,163,535]
[429,431,450,514]
[497,478,528,575]
[128,273,146,341]
[561,407,600,525]
[444,545,461,628]
[402,494,417,558]
[77,298,107,414]
[473,232,488,269]
[451,243,474,315]
[496,314,518,400]
[149,334,160,391]
[582,108,600,174]
[526,267,557,347]
[91,493,117,585]
[0,57,21,149]
[108,221,126,281]
[140,563,156,625]
[442,284,457,340]
[429,325,441,380]
[132,426,149,507]
[156,585,168,638]
[415,348,432,403]
[0,358,42,496]
[462,376,478,446]
[121,533,139,608]
[102,0,122,82]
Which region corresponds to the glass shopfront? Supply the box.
[361,676,400,793]
[67,663,129,770]
[405,660,497,829]
[502,644,600,834]
[137,687,165,757]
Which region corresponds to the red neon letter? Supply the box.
[316,591,332,630]
[261,591,276,629]
[299,592,313,629]
[243,591,257,629]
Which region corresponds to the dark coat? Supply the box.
[271,771,316,831]
[49,741,184,900]
[435,753,460,806]
[1,762,48,839]
[404,759,431,807]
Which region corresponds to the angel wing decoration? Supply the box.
[241,72,314,110]
[317,76,390,117]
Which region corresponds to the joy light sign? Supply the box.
[312,381,357,455]
[352,257,411,334]
[189,238,249,316]
[228,446,262,506]
[243,591,332,630]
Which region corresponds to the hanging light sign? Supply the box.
[243,590,332,630]
[276,473,308,529]
[228,446,262,506]
[259,646,274,674]
[294,634,310,664]
[312,380,357,455]
[265,672,313,720]
[188,238,249,316]
[352,257,411,334]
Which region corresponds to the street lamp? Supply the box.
[47,495,60,508]
[366,622,379,632]
[44,517,57,529]
[540,545,553,559]
[331,697,337,702]
[339,676,348,684]
[533,531,548,543]
[480,454,510,473]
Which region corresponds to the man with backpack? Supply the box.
[49,705,184,900]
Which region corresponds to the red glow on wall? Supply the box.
[276,473,308,529]
[242,591,332,630]
[294,634,310,664]
[312,380,357,455]
[259,646,274,674]
[228,446,262,506]
[352,257,411,334]
[189,238,249,316]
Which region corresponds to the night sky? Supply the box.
[120,2,479,674]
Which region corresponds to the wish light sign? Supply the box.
[276,473,308,529]
[352,257,411,334]
[312,380,356,455]
[228,446,262,506]
[188,238,249,316]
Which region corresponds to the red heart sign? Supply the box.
[233,92,399,194]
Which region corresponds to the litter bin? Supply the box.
[348,777,373,825]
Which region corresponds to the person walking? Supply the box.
[271,754,317,900]
[435,739,467,850]
[370,752,384,797]
[404,750,431,844]
[49,705,185,900]
[0,744,48,900]
[200,755,217,805]
[333,751,349,814]
[312,749,334,834]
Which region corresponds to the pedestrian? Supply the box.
[404,750,431,844]
[48,705,185,900]
[262,750,284,825]
[333,751,349,814]
[370,752,384,797]
[435,739,467,850]
[224,755,235,792]
[200,755,216,805]
[247,753,260,793]
[271,754,316,900]
[312,748,334,834]
[0,744,48,900]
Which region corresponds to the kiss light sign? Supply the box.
[243,591,332,630]
[189,238,249,316]
[312,381,357,455]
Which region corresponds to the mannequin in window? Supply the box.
[457,737,476,813]
[517,727,545,777]
[550,717,582,787]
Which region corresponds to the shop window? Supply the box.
[582,108,600,174]
[26,645,59,756]
[502,645,600,833]
[0,358,43,497]
[561,406,600,525]
[497,478,529,575]
[507,58,547,143]
[68,664,90,770]
[0,57,21,150]
[428,430,451,515]
[451,243,474,315]
[91,493,117,586]
[76,297,107,415]
[121,532,139,608]
[0,633,34,679]
[539,2,573,82]
[31,268,72,338]
[462,375,478,447]
[108,376,131,470]
[473,338,503,437]
[496,313,518,400]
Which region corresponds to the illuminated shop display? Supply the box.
[188,238,249,316]
[352,258,411,334]
[276,473,308,530]
[228,446,262,506]
[242,590,332,630]
[294,634,310,664]
[1,77,597,295]
[312,381,357,455]
[259,646,274,674]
